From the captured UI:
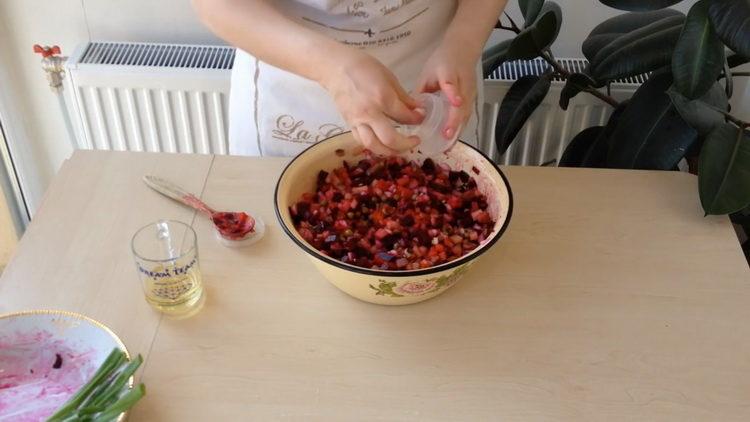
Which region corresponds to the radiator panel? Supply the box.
[65,42,232,155]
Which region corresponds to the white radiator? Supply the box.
[480,58,645,166]
[63,42,643,165]
[64,42,234,154]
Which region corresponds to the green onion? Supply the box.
[91,383,146,422]
[47,349,125,422]
[46,348,146,422]
[89,355,143,409]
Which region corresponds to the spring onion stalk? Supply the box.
[46,349,145,422]
[89,355,143,409]
[91,383,146,422]
[47,349,126,421]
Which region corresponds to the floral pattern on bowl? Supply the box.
[369,265,470,297]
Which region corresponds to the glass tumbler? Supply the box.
[131,220,205,318]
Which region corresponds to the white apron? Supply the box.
[229,0,482,157]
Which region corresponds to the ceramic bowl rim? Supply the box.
[274,132,514,278]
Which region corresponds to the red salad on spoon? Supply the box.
[210,211,255,240]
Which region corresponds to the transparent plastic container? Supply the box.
[400,92,459,156]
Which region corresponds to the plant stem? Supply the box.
[539,51,621,108]
[504,12,522,32]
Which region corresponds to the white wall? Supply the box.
[0,0,223,213]
[0,0,747,214]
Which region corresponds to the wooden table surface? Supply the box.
[1,150,749,421]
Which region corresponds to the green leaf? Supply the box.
[591,14,685,81]
[672,0,725,99]
[582,34,620,62]
[699,123,750,215]
[607,72,698,169]
[559,72,596,110]
[519,0,545,26]
[482,39,512,78]
[560,126,605,167]
[589,9,684,36]
[709,0,750,57]
[599,0,686,11]
[727,53,750,68]
[581,100,630,167]
[584,9,685,61]
[667,83,728,136]
[506,1,562,59]
[495,74,552,155]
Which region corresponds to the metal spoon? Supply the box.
[142,176,256,240]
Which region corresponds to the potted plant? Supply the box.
[484,0,750,257]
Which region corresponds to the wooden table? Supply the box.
[2,150,749,421]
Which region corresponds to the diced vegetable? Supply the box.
[291,156,496,270]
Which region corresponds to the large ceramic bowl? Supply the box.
[275,132,513,305]
[0,310,131,421]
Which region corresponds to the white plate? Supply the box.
[0,310,130,422]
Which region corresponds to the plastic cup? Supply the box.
[401,93,460,156]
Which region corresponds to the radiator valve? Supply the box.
[33,44,67,91]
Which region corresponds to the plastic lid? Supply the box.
[400,93,459,156]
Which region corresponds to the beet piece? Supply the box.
[296,202,310,215]
[52,353,63,369]
[387,161,402,177]
[400,214,415,226]
[312,222,326,233]
[357,159,372,170]
[317,170,329,187]
[421,158,436,173]
[415,230,432,246]
[380,233,399,249]
[428,181,450,194]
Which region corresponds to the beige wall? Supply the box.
[0,0,222,213]
[0,181,18,269]
[0,0,747,214]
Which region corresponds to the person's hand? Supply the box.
[321,51,424,155]
[416,42,477,141]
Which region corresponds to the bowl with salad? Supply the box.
[275,132,513,305]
